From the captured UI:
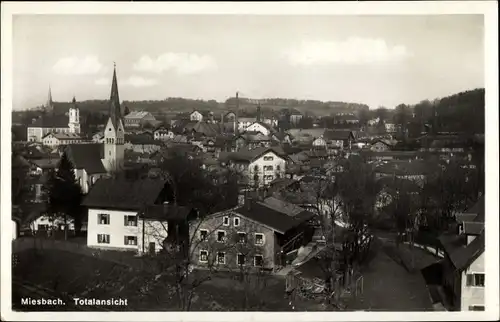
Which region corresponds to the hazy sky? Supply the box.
[12,14,484,110]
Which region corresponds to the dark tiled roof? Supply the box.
[31,158,59,169]
[468,196,485,223]
[141,204,192,221]
[323,129,354,141]
[375,160,439,176]
[234,199,315,234]
[82,178,167,210]
[29,114,69,128]
[65,143,106,174]
[463,222,484,235]
[125,134,158,145]
[227,146,285,163]
[450,233,485,271]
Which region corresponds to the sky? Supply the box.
[12,14,484,110]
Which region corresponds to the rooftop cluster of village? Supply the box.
[11,66,485,312]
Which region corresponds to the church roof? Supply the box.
[65,143,106,174]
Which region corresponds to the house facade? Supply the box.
[225,147,287,187]
[82,178,183,254]
[153,128,175,141]
[245,122,272,136]
[190,198,315,271]
[190,110,204,122]
[437,197,485,311]
[370,140,392,152]
[42,132,85,148]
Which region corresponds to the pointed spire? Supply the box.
[109,63,122,128]
[47,85,53,110]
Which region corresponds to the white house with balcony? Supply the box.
[82,177,192,255]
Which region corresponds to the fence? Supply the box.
[12,237,156,272]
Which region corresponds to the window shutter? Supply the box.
[466,274,473,286]
[124,216,127,226]
[124,236,127,245]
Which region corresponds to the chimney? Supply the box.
[245,196,252,211]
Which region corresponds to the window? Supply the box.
[237,232,247,244]
[124,215,137,226]
[264,165,273,171]
[217,252,226,265]
[124,236,137,245]
[255,233,264,245]
[234,217,240,227]
[466,273,485,287]
[254,255,264,267]
[98,213,110,225]
[263,156,274,161]
[254,165,259,172]
[276,165,281,171]
[97,234,110,244]
[222,216,230,226]
[199,250,208,263]
[237,254,246,266]
[468,305,485,311]
[199,229,208,240]
[217,230,226,243]
[264,175,274,181]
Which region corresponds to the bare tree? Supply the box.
[130,154,243,311]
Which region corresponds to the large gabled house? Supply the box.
[190,197,315,271]
[82,177,193,254]
[222,146,287,187]
[432,196,485,311]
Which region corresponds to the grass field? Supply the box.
[13,242,434,312]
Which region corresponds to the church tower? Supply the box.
[103,64,125,173]
[45,85,54,112]
[68,96,81,134]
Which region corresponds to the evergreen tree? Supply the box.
[47,153,84,239]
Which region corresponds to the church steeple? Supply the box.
[109,63,122,128]
[46,85,54,111]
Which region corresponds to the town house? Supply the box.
[189,197,315,271]
[153,127,175,141]
[435,197,485,311]
[322,129,355,151]
[42,132,86,148]
[370,139,394,152]
[223,147,287,187]
[244,121,273,136]
[82,177,189,254]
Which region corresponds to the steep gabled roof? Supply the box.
[65,143,106,174]
[449,233,485,271]
[323,129,354,141]
[82,178,167,211]
[226,146,285,163]
[233,199,315,234]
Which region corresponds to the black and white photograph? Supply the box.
[1,1,498,321]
